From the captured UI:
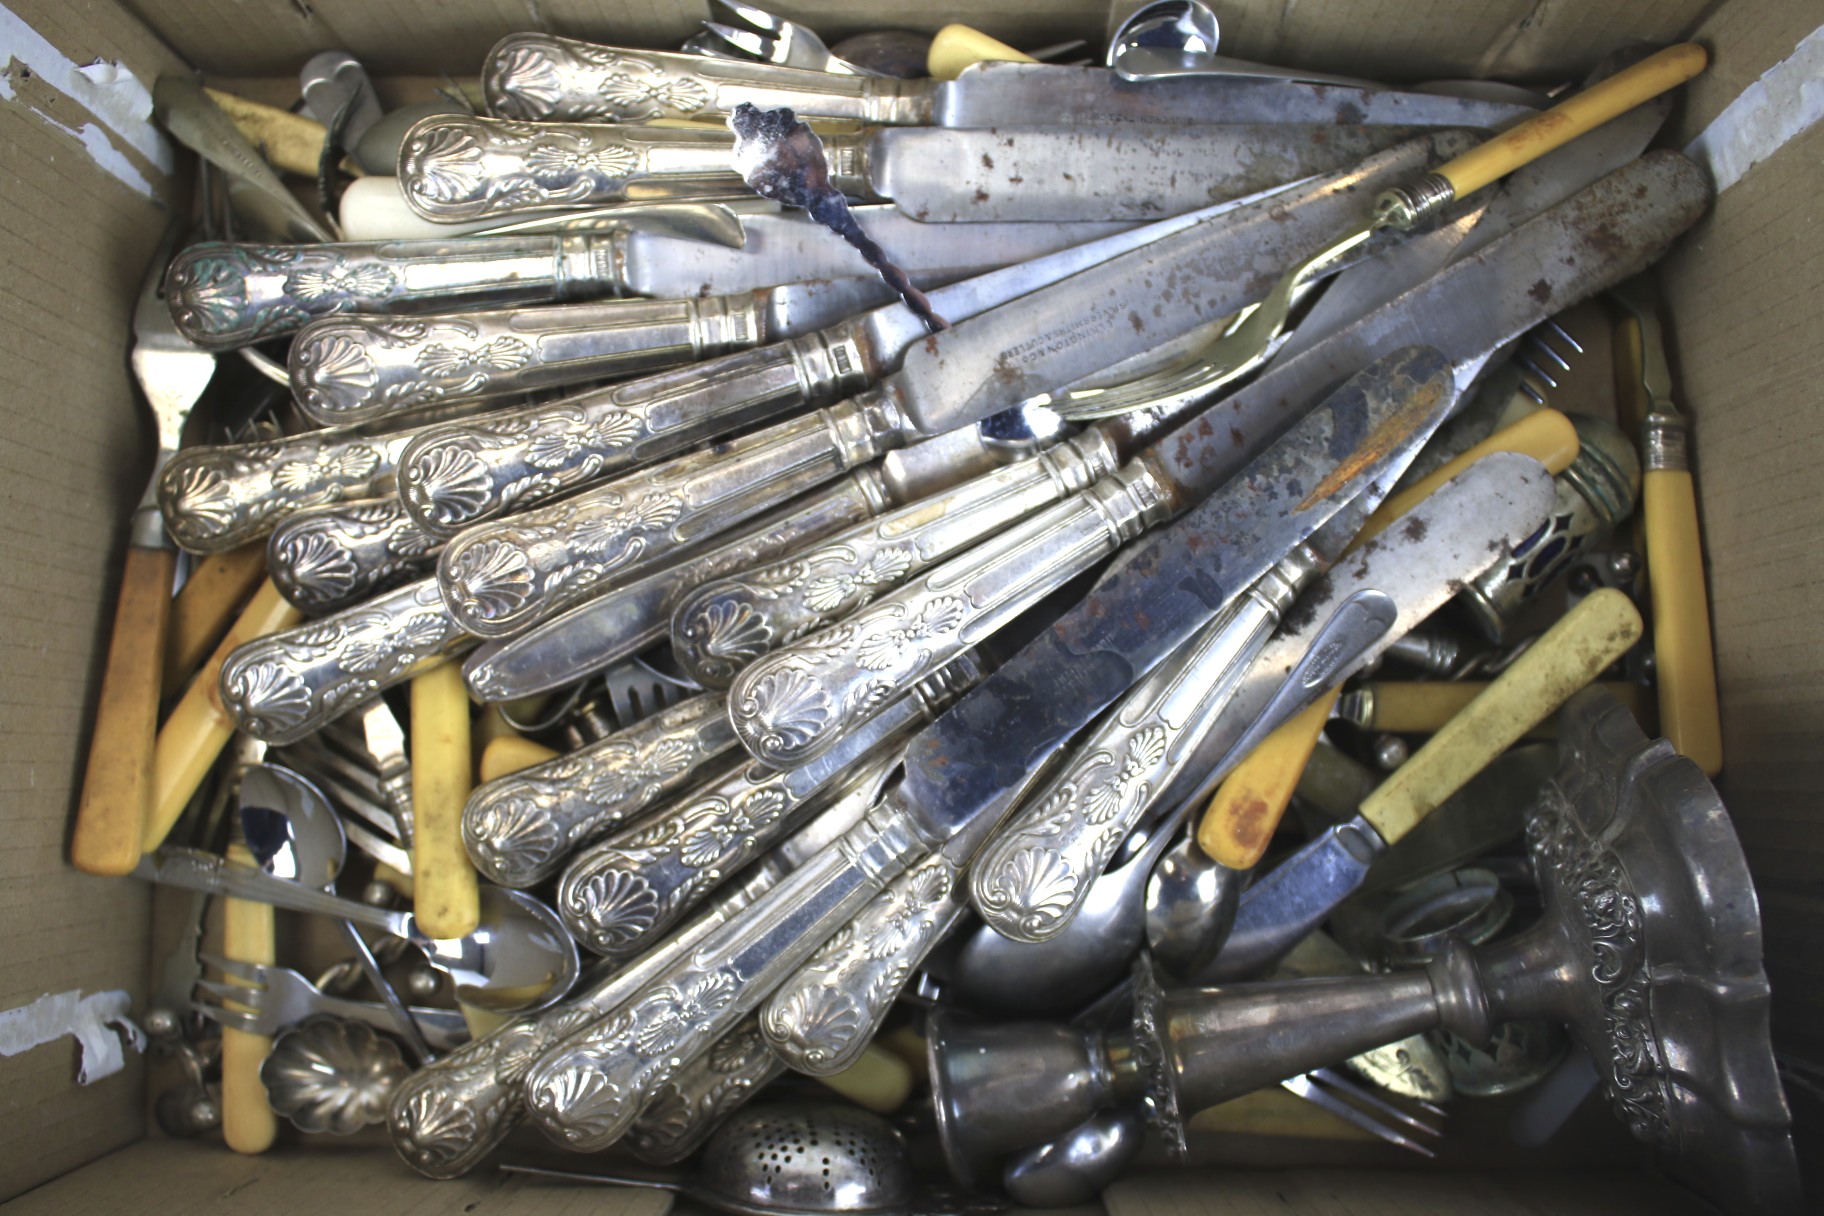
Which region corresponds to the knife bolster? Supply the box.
[1372,173,1455,232]
[1642,412,1690,473]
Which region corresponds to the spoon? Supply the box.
[239,763,433,1060]
[1143,832,1240,980]
[950,811,1181,1017]
[1109,0,1381,89]
[1002,1107,1145,1208]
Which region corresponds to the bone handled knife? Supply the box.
[483,34,1534,130]
[463,692,741,889]
[386,755,890,1180]
[557,655,981,959]
[394,143,1453,538]
[400,112,1428,225]
[517,349,1457,1154]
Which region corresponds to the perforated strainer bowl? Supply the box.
[505,1103,923,1216]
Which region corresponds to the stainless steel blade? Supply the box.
[1275,90,1673,362]
[864,124,1428,223]
[886,134,1470,436]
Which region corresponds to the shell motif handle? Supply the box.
[970,568,1297,943]
[554,657,973,959]
[482,33,908,125]
[673,431,1118,687]
[728,462,1173,769]
[217,576,472,746]
[463,469,893,703]
[158,426,416,554]
[625,1017,786,1165]
[398,115,756,223]
[435,393,906,638]
[397,324,874,535]
[462,692,740,888]
[761,851,966,1076]
[522,799,928,1152]
[165,235,619,350]
[289,294,768,427]
[267,496,441,615]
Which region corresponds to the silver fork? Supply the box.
[193,955,471,1052]
[1513,318,1585,408]
[699,0,879,75]
[1280,1068,1447,1156]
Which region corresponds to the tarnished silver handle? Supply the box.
[164,235,621,350]
[522,798,928,1152]
[483,33,918,125]
[462,692,740,888]
[762,851,966,1076]
[388,849,793,1179]
[674,431,1119,687]
[727,462,1174,769]
[399,114,762,223]
[398,324,875,535]
[435,391,908,638]
[626,1017,785,1165]
[556,655,976,959]
[462,469,894,703]
[290,294,771,427]
[218,576,470,745]
[158,425,419,553]
[267,496,442,614]
[969,566,1303,944]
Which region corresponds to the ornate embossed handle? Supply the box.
[626,1017,786,1165]
[674,431,1119,687]
[762,852,965,1076]
[522,798,928,1153]
[399,115,775,223]
[158,426,420,554]
[267,497,441,614]
[969,569,1304,944]
[482,33,913,125]
[397,324,875,535]
[218,576,471,745]
[555,657,976,958]
[165,235,619,350]
[728,462,1174,769]
[290,294,770,427]
[464,470,894,703]
[435,392,908,638]
[462,692,739,888]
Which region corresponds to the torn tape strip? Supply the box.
[0,989,145,1084]
[1687,21,1824,194]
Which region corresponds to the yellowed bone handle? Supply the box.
[1357,679,1648,735]
[1643,467,1722,775]
[72,545,176,875]
[1351,409,1580,553]
[478,734,560,784]
[411,661,480,939]
[164,541,269,699]
[814,1043,914,1113]
[145,579,302,853]
[221,841,278,1154]
[1360,588,1643,845]
[927,24,1037,79]
[1199,692,1337,870]
[203,89,328,177]
[1435,44,1707,201]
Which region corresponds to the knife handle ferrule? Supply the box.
[435,390,908,638]
[522,796,929,1152]
[727,460,1173,769]
[290,291,767,427]
[166,235,624,350]
[267,495,440,615]
[673,428,1120,687]
[218,576,472,746]
[462,692,738,889]
[398,323,877,536]
[483,33,922,126]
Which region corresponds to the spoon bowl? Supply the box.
[1143,832,1242,980]
[1002,1107,1145,1208]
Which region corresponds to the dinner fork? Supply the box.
[1281,1068,1447,1156]
[699,0,880,75]
[194,955,471,1051]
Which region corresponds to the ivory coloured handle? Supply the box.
[1643,467,1722,775]
[1198,691,1337,870]
[221,841,278,1154]
[927,24,1036,79]
[411,661,480,939]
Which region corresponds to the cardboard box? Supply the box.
[0,0,1816,1210]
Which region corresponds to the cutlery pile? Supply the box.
[78,12,1793,1214]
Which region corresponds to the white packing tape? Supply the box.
[0,989,145,1084]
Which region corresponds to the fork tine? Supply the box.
[198,952,265,983]
[1281,1074,1437,1157]
[1307,1067,1445,1135]
[194,978,262,1006]
[191,1002,262,1034]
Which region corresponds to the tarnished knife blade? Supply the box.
[911,348,1459,865]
